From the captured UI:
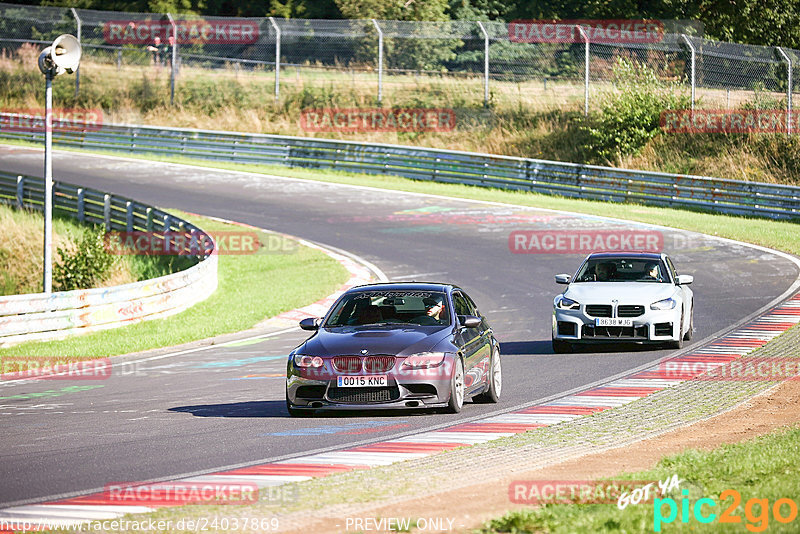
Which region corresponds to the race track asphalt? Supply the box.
[1,145,796,506]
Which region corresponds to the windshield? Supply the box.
[324,290,451,327]
[574,258,669,283]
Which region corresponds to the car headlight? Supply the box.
[293,354,324,368]
[401,352,446,370]
[556,296,580,310]
[650,298,677,310]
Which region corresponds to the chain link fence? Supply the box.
[0,3,796,124]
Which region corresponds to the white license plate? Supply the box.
[595,318,633,327]
[337,375,388,388]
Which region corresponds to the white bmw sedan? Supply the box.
[552,252,693,353]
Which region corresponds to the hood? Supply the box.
[564,282,676,305]
[297,325,452,357]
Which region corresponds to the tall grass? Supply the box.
[0,204,191,295]
[3,48,800,184]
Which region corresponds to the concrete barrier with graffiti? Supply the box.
[0,172,218,346]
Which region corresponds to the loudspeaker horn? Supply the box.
[38,34,82,76]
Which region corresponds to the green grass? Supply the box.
[0,210,348,359]
[482,425,800,533]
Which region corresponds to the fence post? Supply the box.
[167,13,177,106]
[681,34,696,112]
[477,21,490,107]
[372,19,384,105]
[776,47,793,134]
[269,17,281,101]
[71,8,81,98]
[126,201,134,232]
[103,194,111,231]
[77,188,85,222]
[16,176,24,208]
[575,25,589,117]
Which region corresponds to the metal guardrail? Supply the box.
[0,171,218,346]
[1,115,799,220]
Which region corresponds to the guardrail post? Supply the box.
[477,21,490,107]
[126,201,134,232]
[269,17,281,101]
[103,194,111,231]
[146,207,153,232]
[16,176,24,208]
[372,19,384,106]
[776,47,793,134]
[167,13,178,106]
[163,214,172,232]
[77,188,85,222]
[71,8,81,98]
[575,25,589,117]
[681,35,696,112]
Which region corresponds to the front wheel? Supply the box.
[683,305,694,341]
[668,311,685,350]
[475,347,502,403]
[445,357,465,413]
[552,339,573,353]
[286,393,312,418]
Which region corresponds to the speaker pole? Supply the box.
[43,68,53,294]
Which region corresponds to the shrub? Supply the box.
[54,228,116,291]
[580,57,691,164]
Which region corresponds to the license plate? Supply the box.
[595,318,633,327]
[337,375,388,388]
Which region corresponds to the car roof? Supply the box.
[586,252,664,260]
[344,282,453,293]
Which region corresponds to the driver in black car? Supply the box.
[414,296,447,325]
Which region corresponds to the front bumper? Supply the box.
[286,360,454,411]
[552,306,681,343]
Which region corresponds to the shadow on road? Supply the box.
[501,339,675,355]
[169,400,287,418]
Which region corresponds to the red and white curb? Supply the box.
[2,293,798,528]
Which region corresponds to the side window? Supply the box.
[665,257,678,282]
[452,293,471,316]
[463,292,480,316]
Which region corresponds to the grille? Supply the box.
[618,305,645,317]
[582,325,648,339]
[364,355,395,373]
[585,305,612,317]
[332,356,363,373]
[654,322,673,336]
[404,383,438,396]
[557,321,577,336]
[295,385,327,399]
[327,386,400,404]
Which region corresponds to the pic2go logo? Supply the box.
[654,489,799,532]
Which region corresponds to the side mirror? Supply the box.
[459,315,482,329]
[676,274,693,285]
[555,274,571,285]
[299,317,320,331]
